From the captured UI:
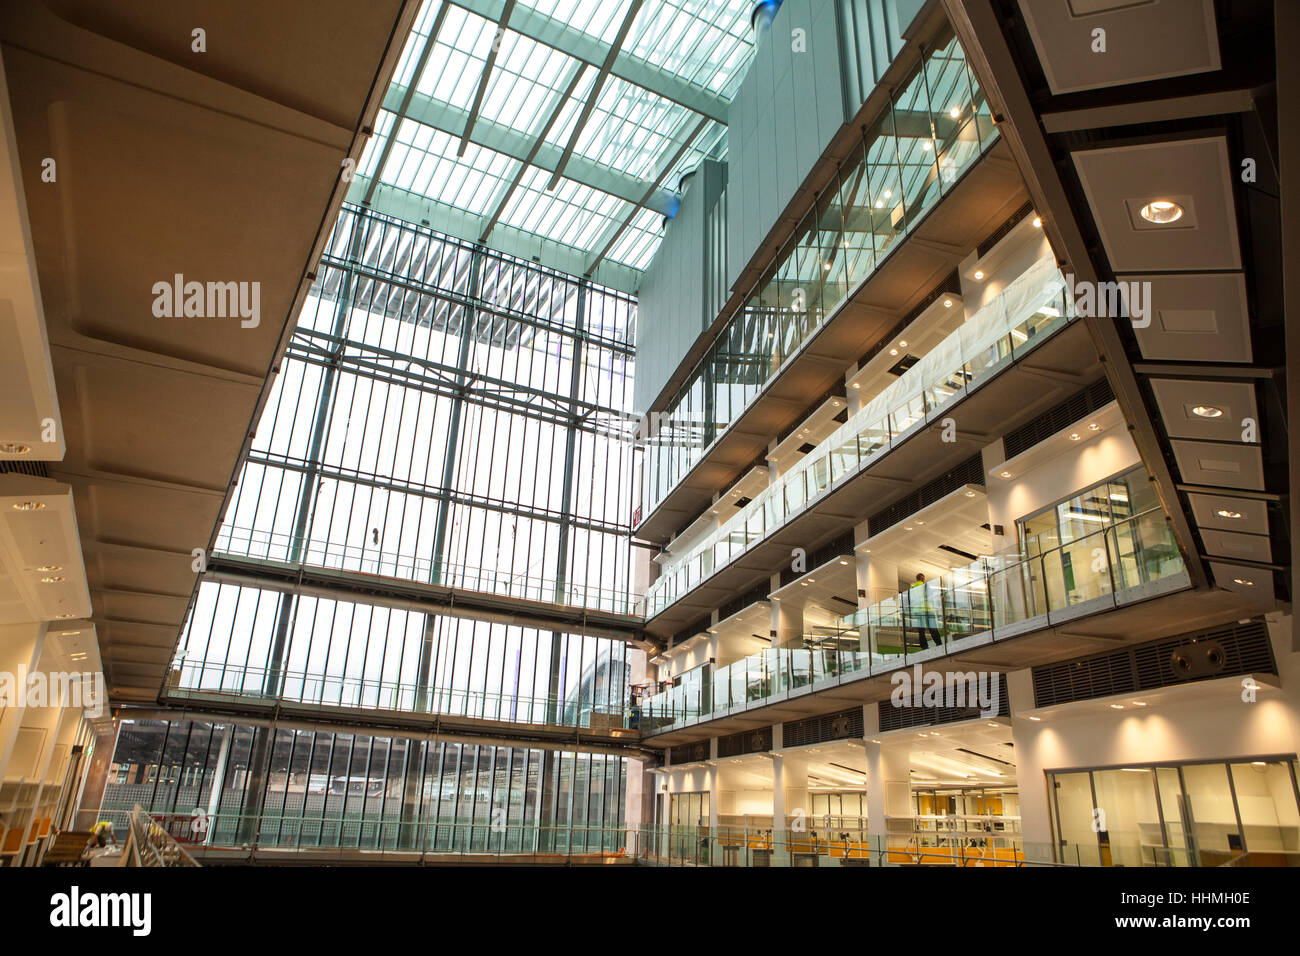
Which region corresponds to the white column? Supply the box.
[0,621,47,783]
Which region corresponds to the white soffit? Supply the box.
[1148,378,1257,443]
[1124,273,1251,363]
[1071,137,1240,273]
[0,50,63,462]
[1018,0,1220,95]
[0,475,92,624]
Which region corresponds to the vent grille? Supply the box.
[718,580,770,621]
[856,271,961,370]
[1003,378,1114,460]
[668,740,710,765]
[717,726,772,758]
[780,528,855,586]
[1032,620,1276,707]
[783,707,865,747]
[866,454,984,535]
[0,461,51,478]
[878,674,1010,731]
[976,200,1035,258]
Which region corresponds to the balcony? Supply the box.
[639,507,1190,733]
[645,254,1075,624]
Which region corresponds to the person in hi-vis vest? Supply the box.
[908,573,941,649]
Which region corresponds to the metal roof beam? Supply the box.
[459,0,516,157]
[547,0,646,190]
[378,83,676,215]
[444,0,729,123]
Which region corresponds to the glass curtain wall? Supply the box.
[171,581,631,728]
[218,204,637,611]
[101,718,627,854]
[641,24,996,517]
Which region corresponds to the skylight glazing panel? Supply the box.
[478,31,578,129]
[625,0,753,96]
[519,0,627,45]
[499,165,631,247]
[417,5,497,104]
[604,206,663,269]
[565,76,693,179]
[381,119,514,216]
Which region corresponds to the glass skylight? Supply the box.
[349,0,755,292]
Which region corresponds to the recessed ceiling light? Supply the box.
[831,399,841,406]
[1216,509,1243,519]
[0,442,31,454]
[807,578,815,583]
[973,270,984,280]
[1191,405,1223,418]
[12,501,45,511]
[1132,701,1147,707]
[964,490,975,497]
[1139,200,1184,224]
[1069,433,1081,441]
[38,565,63,572]
[800,582,809,587]
[1087,422,1100,431]
[943,298,953,308]
[1032,216,1042,228]
[851,382,860,389]
[1000,471,1012,479]
[56,613,75,619]
[899,340,908,348]
[1233,577,1255,587]
[889,348,898,356]
[1026,716,1041,721]
[41,576,66,583]
[839,560,849,566]
[903,526,913,532]
[1109,704,1124,710]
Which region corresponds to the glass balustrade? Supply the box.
[646,255,1073,618]
[639,508,1187,732]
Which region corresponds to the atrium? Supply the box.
[0,0,1296,901]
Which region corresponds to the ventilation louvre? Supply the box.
[1032,620,1276,707]
[866,454,984,535]
[1003,378,1114,460]
[783,707,865,747]
[717,725,772,758]
[878,674,1010,731]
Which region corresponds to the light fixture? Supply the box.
[56,613,75,619]
[943,298,953,308]
[883,190,892,199]
[1233,577,1255,587]
[899,340,908,348]
[37,565,63,572]
[1139,199,1184,224]
[949,107,960,118]
[922,141,933,152]
[973,270,984,280]
[822,261,831,271]
[874,199,883,209]
[831,399,841,406]
[838,560,849,566]
[1191,405,1223,419]
[1031,216,1042,228]
[1000,471,1012,479]
[1087,422,1100,431]
[0,442,31,454]
[964,490,976,497]
[987,722,999,728]
[1109,704,1124,710]
[889,348,898,356]
[1216,509,1243,519]
[1026,716,1041,722]
[851,382,860,389]
[41,576,66,583]
[1069,433,1081,441]
[1132,701,1147,707]
[12,501,45,511]
[903,526,913,532]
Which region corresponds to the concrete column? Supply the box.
[774,600,803,649]
[865,741,912,844]
[1006,667,1053,862]
[0,621,47,783]
[623,756,654,857]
